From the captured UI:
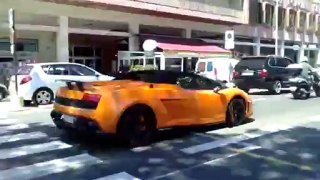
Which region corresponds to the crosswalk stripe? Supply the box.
[0,153,102,180]
[0,124,29,135]
[0,141,72,159]
[0,119,18,125]
[0,132,48,145]
[95,172,141,180]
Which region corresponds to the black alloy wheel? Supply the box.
[226,99,246,127]
[118,106,156,147]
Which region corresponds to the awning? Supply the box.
[157,42,230,53]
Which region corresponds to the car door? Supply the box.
[177,74,225,124]
[67,64,98,82]
[274,57,292,81]
[156,72,198,126]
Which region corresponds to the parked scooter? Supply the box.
[287,64,320,99]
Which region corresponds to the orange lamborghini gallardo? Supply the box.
[51,70,253,147]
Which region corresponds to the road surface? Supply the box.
[0,90,320,180]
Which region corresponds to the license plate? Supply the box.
[242,72,254,76]
[62,115,75,124]
[289,86,297,91]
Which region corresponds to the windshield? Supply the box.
[235,57,267,70]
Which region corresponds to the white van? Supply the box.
[195,57,239,83]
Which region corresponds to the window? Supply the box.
[235,57,267,70]
[299,11,307,29]
[177,74,220,90]
[73,47,94,57]
[265,4,274,26]
[0,39,38,52]
[268,58,276,66]
[288,9,296,28]
[0,42,10,51]
[276,58,292,67]
[309,14,316,30]
[68,65,96,76]
[47,65,69,75]
[257,2,263,24]
[207,62,213,72]
[196,62,206,72]
[278,7,285,27]
[17,65,33,75]
[165,58,182,71]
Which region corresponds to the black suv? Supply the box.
[233,55,294,94]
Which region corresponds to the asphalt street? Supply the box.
[0,90,320,180]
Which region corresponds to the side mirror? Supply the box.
[213,86,221,93]
[222,80,227,84]
[95,73,100,79]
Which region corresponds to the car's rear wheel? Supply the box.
[33,88,54,105]
[269,80,282,94]
[226,98,246,127]
[118,105,156,147]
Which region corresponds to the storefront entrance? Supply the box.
[69,45,102,70]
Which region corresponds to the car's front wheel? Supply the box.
[33,88,54,105]
[226,98,246,127]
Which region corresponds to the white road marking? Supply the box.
[0,132,47,145]
[150,145,261,180]
[0,153,102,180]
[181,124,291,155]
[251,98,266,102]
[0,124,29,134]
[0,141,72,159]
[0,119,18,125]
[308,115,320,121]
[95,172,141,180]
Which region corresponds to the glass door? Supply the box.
[71,58,96,69]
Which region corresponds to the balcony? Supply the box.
[38,0,249,24]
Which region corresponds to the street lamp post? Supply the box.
[275,0,279,56]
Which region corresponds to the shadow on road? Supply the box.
[249,90,291,95]
[1,120,320,179]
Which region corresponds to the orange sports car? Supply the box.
[51,70,253,147]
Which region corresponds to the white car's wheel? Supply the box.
[33,88,53,105]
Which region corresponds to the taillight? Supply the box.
[258,69,268,78]
[20,75,32,85]
[82,93,101,103]
[233,71,240,78]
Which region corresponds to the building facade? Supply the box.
[201,0,320,66]
[0,0,249,74]
[1,0,320,74]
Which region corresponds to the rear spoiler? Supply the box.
[55,80,87,91]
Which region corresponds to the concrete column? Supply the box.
[316,48,320,67]
[182,29,192,39]
[280,40,285,56]
[129,22,140,51]
[56,16,69,62]
[253,36,261,56]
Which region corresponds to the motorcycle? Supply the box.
[287,64,320,99]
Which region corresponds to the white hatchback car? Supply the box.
[9,62,114,106]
